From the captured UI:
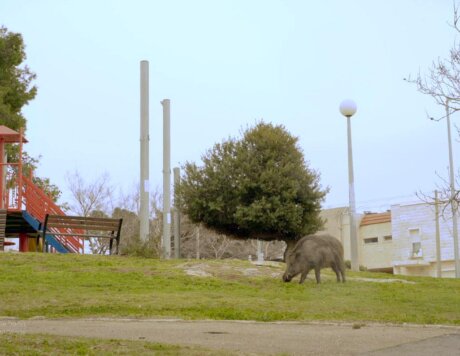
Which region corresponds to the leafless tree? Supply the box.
[66,171,113,217]
[117,183,140,214]
[417,170,460,216]
[249,239,286,261]
[65,171,114,254]
[408,1,460,211]
[177,214,286,260]
[208,234,231,259]
[115,184,162,257]
[407,2,460,111]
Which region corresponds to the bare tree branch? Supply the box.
[65,171,114,254]
[451,1,460,32]
[407,2,460,216]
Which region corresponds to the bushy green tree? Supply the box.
[0,26,36,131]
[179,122,328,244]
[0,26,63,202]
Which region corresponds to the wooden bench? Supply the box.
[40,214,123,255]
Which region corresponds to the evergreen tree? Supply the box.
[0,26,37,131]
[179,122,328,244]
[0,26,61,202]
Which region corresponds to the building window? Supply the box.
[409,228,423,258]
[412,242,422,257]
[364,237,378,244]
[383,235,392,242]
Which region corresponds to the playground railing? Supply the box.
[22,175,84,253]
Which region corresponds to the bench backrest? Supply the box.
[42,214,123,254]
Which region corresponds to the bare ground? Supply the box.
[1,317,459,355]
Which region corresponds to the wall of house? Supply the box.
[391,202,458,278]
[319,207,363,263]
[321,204,458,277]
[359,222,393,270]
[319,207,348,257]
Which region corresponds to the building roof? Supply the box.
[360,211,391,226]
[0,125,28,143]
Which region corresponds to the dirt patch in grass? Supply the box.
[178,261,416,284]
[178,261,284,280]
[350,277,416,284]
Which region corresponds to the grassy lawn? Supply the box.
[0,252,459,325]
[0,333,239,355]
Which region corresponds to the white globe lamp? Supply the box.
[339,99,357,118]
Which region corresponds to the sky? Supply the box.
[1,0,459,213]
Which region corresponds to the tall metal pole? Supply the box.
[435,190,442,278]
[139,60,150,242]
[347,116,359,272]
[196,225,200,259]
[162,99,171,259]
[173,167,181,259]
[446,99,460,278]
[257,239,264,264]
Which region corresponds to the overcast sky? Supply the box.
[1,0,458,212]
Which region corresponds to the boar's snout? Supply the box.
[282,273,292,282]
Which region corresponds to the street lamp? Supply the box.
[445,98,460,278]
[340,99,359,272]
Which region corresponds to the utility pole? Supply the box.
[445,99,460,278]
[435,190,442,278]
[257,240,264,264]
[173,167,181,259]
[139,60,149,242]
[162,99,171,259]
[196,225,200,259]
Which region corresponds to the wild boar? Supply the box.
[282,234,346,284]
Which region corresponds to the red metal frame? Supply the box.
[0,126,84,253]
[22,174,83,253]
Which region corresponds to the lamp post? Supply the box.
[445,98,460,278]
[340,99,359,272]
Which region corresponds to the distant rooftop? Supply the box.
[360,211,391,226]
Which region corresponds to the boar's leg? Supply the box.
[340,267,346,283]
[331,264,341,282]
[314,267,321,284]
[299,268,310,284]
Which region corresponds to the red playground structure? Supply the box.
[0,125,84,253]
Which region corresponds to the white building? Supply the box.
[391,202,457,278]
[321,202,459,278]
